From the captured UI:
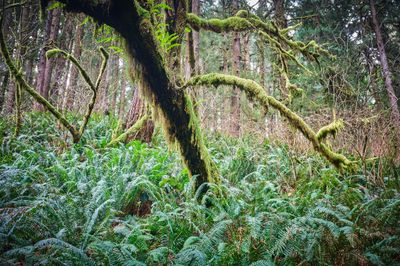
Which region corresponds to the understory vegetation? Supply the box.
[0,113,399,265]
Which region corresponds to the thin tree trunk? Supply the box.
[370,0,400,153]
[192,0,200,75]
[0,71,9,113]
[274,0,289,98]
[243,32,250,72]
[3,4,16,114]
[34,9,53,110]
[124,86,154,143]
[0,4,12,106]
[257,38,265,88]
[51,15,74,104]
[63,17,84,111]
[230,0,241,136]
[110,55,120,116]
[40,8,61,104]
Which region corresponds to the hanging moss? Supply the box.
[316,119,344,141]
[186,73,352,169]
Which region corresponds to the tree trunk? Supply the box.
[63,17,84,111]
[51,15,74,105]
[52,0,217,191]
[124,86,154,143]
[40,8,61,103]
[0,71,9,113]
[192,0,200,75]
[370,0,400,154]
[230,0,241,137]
[243,32,250,72]
[110,55,120,116]
[34,9,53,109]
[273,0,289,98]
[118,66,127,120]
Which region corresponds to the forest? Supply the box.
[0,0,399,265]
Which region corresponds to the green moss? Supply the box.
[187,73,352,169]
[107,114,150,146]
[184,94,219,184]
[316,120,344,141]
[186,13,253,33]
[0,27,80,143]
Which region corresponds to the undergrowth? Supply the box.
[0,113,399,265]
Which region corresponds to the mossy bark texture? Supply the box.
[49,0,218,191]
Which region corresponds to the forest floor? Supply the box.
[0,113,399,265]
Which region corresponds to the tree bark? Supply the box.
[230,0,241,137]
[51,15,74,104]
[63,17,84,111]
[370,0,400,153]
[192,0,200,75]
[0,71,9,113]
[41,8,61,103]
[124,86,154,143]
[273,0,289,98]
[110,55,120,116]
[118,66,127,119]
[51,0,218,191]
[34,9,54,109]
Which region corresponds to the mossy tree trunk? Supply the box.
[50,0,218,191]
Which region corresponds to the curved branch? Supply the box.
[186,11,332,63]
[186,73,351,168]
[46,47,109,137]
[0,22,80,143]
[107,113,150,147]
[46,49,96,91]
[79,47,108,136]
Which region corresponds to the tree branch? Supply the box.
[46,46,109,138]
[186,73,351,168]
[107,113,150,147]
[0,20,80,142]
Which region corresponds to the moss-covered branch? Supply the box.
[46,48,96,91]
[1,17,108,144]
[79,47,108,136]
[0,22,80,143]
[186,73,351,168]
[107,114,150,147]
[186,10,332,102]
[316,119,344,141]
[46,46,109,138]
[186,10,332,64]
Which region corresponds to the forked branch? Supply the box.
[0,17,109,143]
